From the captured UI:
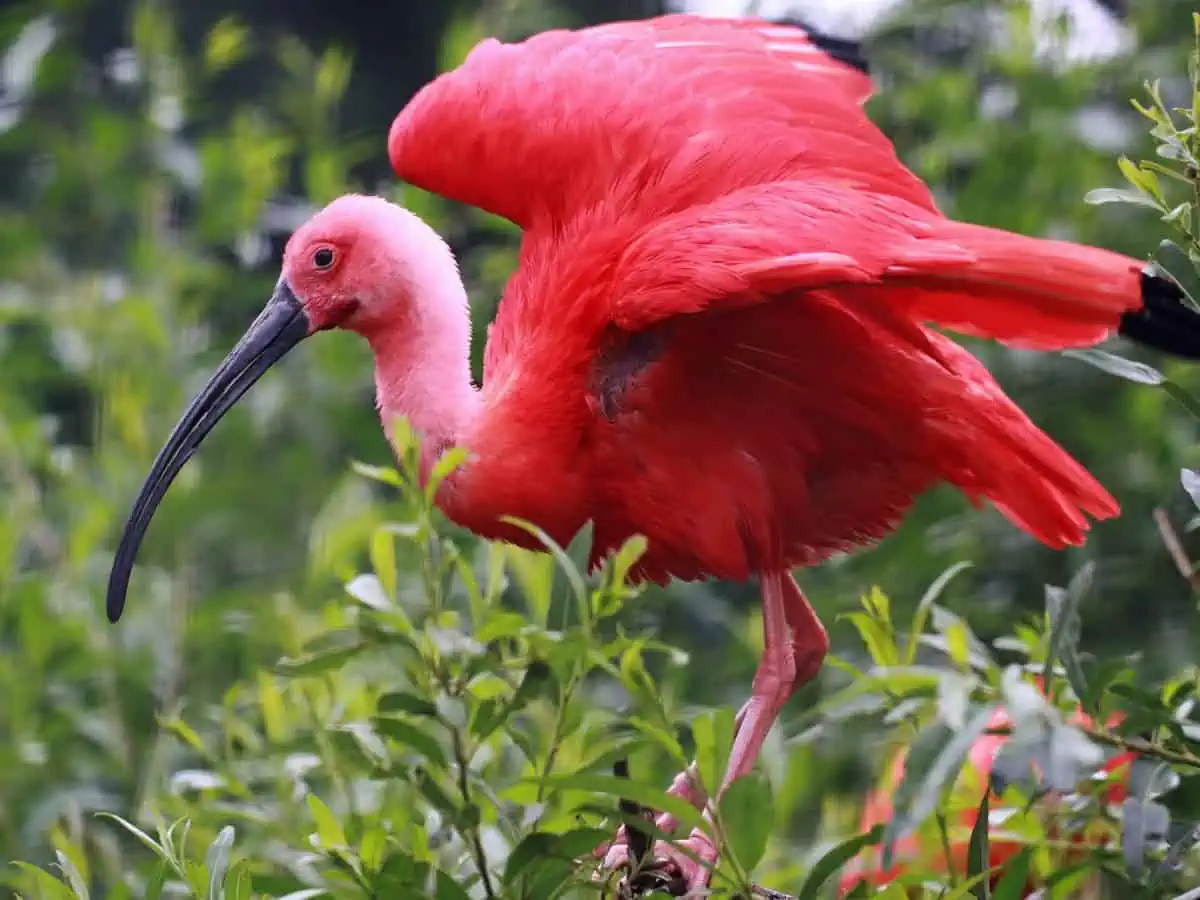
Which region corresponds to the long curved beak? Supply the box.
[105,281,311,623]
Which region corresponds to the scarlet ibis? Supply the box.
[107,13,1199,893]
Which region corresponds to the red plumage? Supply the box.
[362,14,1161,887]
[390,18,1133,585]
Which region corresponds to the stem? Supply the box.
[450,726,497,900]
[936,811,958,888]
[535,675,580,806]
[986,724,1200,769]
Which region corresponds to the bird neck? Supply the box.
[366,300,480,475]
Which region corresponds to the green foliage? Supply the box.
[5,2,1200,900]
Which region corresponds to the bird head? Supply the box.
[105,193,458,624]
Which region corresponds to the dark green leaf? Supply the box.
[374,716,448,767]
[502,827,610,885]
[414,768,461,820]
[881,720,953,868]
[886,705,999,866]
[966,791,990,900]
[434,869,471,900]
[991,847,1032,900]
[378,691,438,718]
[471,660,552,741]
[1044,563,1091,704]
[273,641,366,677]
[795,825,884,900]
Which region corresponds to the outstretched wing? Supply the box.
[388,14,937,228]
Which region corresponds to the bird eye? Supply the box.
[313,247,335,269]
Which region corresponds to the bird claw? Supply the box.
[597,827,718,898]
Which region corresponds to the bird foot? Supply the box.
[599,827,718,898]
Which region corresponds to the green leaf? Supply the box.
[795,825,884,900]
[1118,155,1165,203]
[274,641,366,677]
[471,660,551,741]
[10,863,74,900]
[424,446,468,502]
[692,707,736,798]
[370,528,397,601]
[224,862,252,900]
[332,722,391,770]
[992,847,1032,900]
[374,716,448,767]
[378,691,438,718]
[536,774,708,833]
[51,861,86,900]
[1044,562,1091,703]
[204,826,235,900]
[351,460,403,487]
[1082,187,1163,209]
[143,863,168,900]
[608,534,648,590]
[502,827,610,885]
[306,794,347,849]
[908,562,973,664]
[95,813,169,862]
[718,773,773,874]
[884,705,999,866]
[434,869,471,900]
[1062,348,1165,385]
[501,516,590,610]
[966,791,990,900]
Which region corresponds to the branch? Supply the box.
[1153,507,1200,593]
[451,727,497,900]
[986,724,1200,770]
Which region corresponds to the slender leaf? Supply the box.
[795,825,884,900]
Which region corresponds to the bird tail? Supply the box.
[883,219,1200,359]
[923,333,1120,548]
[1118,270,1200,359]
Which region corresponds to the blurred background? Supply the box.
[2,0,1200,891]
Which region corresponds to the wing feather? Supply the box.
[388,14,936,228]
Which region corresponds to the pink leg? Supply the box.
[721,571,828,790]
[600,571,828,895]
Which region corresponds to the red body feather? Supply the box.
[388,15,1133,581]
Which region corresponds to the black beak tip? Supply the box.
[103,280,310,625]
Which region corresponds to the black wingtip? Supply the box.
[778,17,870,75]
[1118,269,1200,360]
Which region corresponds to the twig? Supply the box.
[1153,507,1200,592]
[451,727,497,900]
[986,724,1200,770]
